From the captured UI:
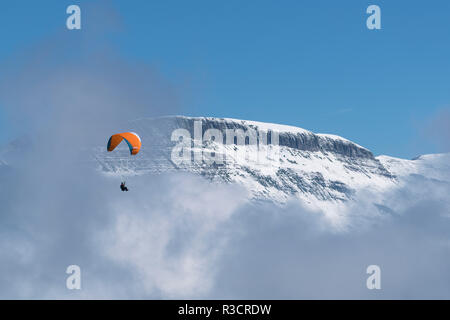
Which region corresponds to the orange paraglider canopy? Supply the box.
[107,132,141,155]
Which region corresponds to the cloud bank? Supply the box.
[1,162,450,299]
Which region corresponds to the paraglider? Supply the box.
[107,132,141,155]
[107,132,141,191]
[120,182,128,192]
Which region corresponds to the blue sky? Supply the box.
[1,0,450,158]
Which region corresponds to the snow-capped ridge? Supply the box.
[133,116,373,160]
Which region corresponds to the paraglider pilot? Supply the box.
[120,182,128,192]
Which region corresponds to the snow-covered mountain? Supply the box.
[91,116,450,209]
[1,116,448,211]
